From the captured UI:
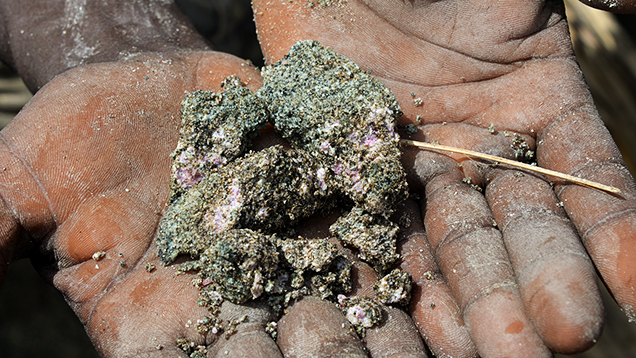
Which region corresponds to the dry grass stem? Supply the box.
[401,139,621,194]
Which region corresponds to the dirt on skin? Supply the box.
[155,40,413,349]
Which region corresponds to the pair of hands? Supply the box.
[2,0,636,357]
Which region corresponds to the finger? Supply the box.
[207,300,282,358]
[538,104,636,319]
[0,143,50,282]
[423,167,551,356]
[486,169,603,354]
[366,307,429,358]
[77,248,212,356]
[43,181,168,321]
[276,296,367,358]
[59,241,280,357]
[405,147,548,356]
[348,257,429,358]
[395,198,478,358]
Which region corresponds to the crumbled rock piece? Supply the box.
[195,288,224,318]
[276,236,338,272]
[373,268,413,306]
[176,337,207,358]
[266,254,352,313]
[198,229,280,304]
[170,77,269,200]
[307,255,353,300]
[511,134,535,163]
[337,295,383,336]
[330,207,400,273]
[157,146,334,264]
[258,40,408,216]
[265,321,278,340]
[92,251,106,261]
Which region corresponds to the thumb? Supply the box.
[0,138,56,283]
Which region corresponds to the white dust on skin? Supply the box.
[62,0,97,68]
[599,0,619,8]
[61,0,196,66]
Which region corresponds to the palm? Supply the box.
[0,52,288,357]
[252,0,636,356]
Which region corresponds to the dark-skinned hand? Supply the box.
[2,0,636,357]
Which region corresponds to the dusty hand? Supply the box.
[0,0,430,355]
[0,52,297,357]
[0,50,433,357]
[251,0,636,356]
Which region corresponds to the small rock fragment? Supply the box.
[92,251,106,261]
[170,77,269,201]
[330,207,400,273]
[373,268,413,306]
[337,295,383,336]
[276,236,338,272]
[258,40,408,215]
[198,229,279,304]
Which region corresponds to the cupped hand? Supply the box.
[251,0,636,356]
[0,52,290,357]
[0,50,429,358]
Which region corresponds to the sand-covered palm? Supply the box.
[251,0,636,356]
[0,52,292,357]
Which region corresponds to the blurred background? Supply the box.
[1,0,636,356]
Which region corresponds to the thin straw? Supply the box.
[401,139,621,194]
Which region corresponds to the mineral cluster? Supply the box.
[156,40,413,339]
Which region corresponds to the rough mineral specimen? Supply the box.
[374,268,413,306]
[276,236,339,272]
[258,40,408,215]
[330,207,400,273]
[156,41,411,334]
[170,76,269,201]
[156,145,334,264]
[197,229,279,304]
[337,295,383,336]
